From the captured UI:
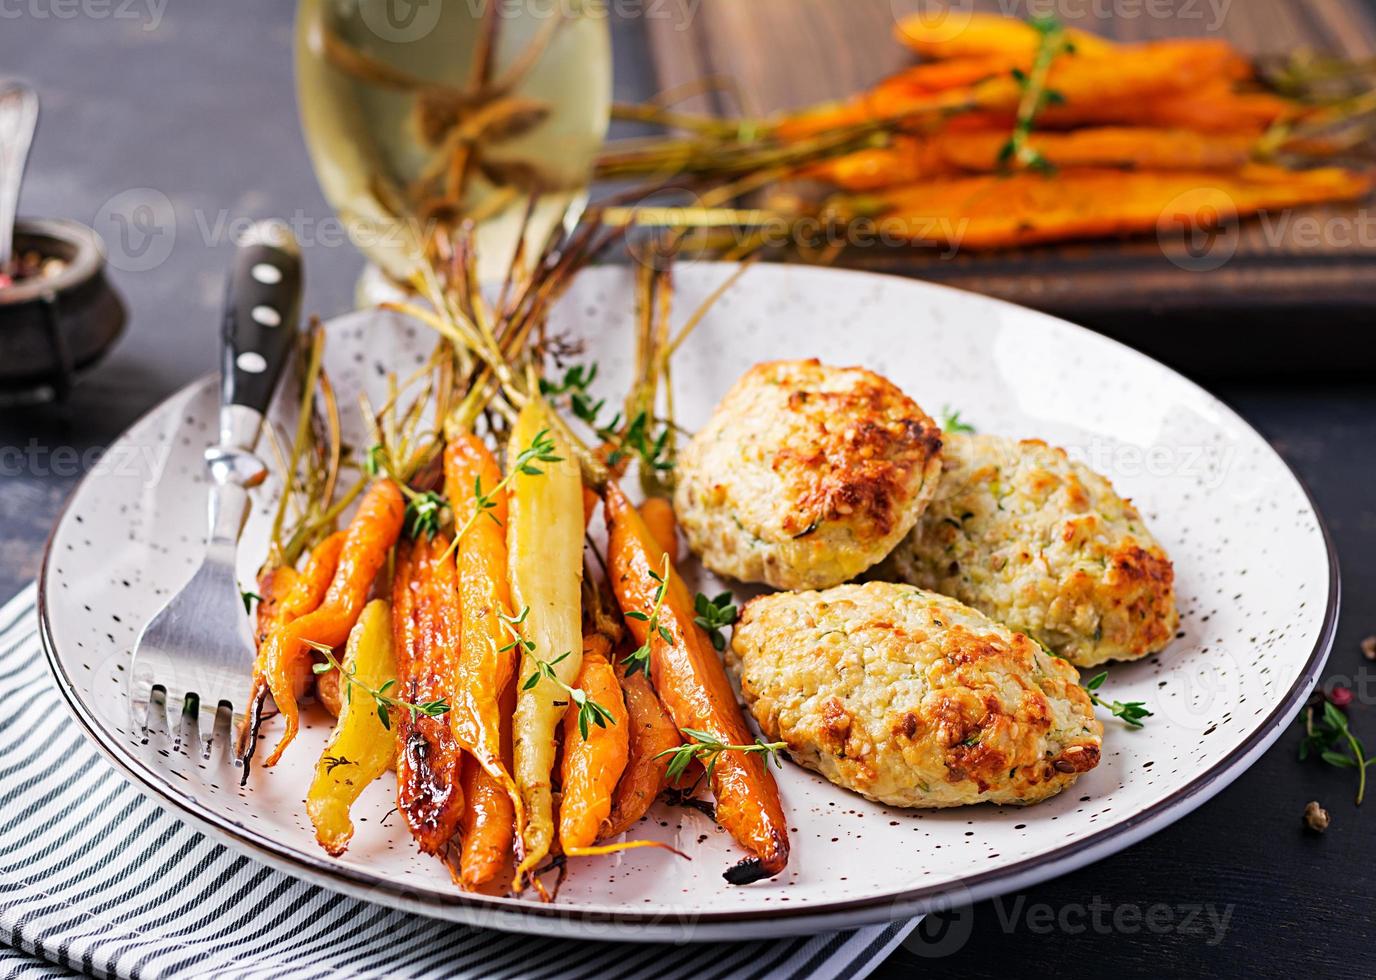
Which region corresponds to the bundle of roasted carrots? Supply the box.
[234,236,789,897]
[799,14,1375,249]
[599,12,1375,253]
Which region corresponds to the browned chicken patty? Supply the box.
[880,433,1178,667]
[675,359,944,590]
[731,582,1103,808]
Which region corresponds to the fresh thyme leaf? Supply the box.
[1000,15,1073,174]
[240,589,263,615]
[623,554,672,677]
[1081,670,1151,728]
[303,639,445,729]
[939,405,976,434]
[323,755,354,774]
[404,491,448,539]
[655,729,788,789]
[1299,696,1373,804]
[693,591,738,652]
[363,443,386,478]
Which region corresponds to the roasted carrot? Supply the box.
[877,55,1022,95]
[559,634,631,854]
[306,599,397,855]
[638,497,679,565]
[254,481,403,767]
[458,676,518,889]
[815,128,1259,189]
[238,528,355,767]
[872,165,1375,251]
[507,400,585,895]
[253,565,299,651]
[444,433,521,811]
[602,664,681,839]
[780,39,1252,140]
[893,11,1115,61]
[392,532,466,856]
[605,482,790,883]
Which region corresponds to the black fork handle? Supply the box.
[219,220,302,421]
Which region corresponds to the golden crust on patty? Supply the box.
[675,359,944,590]
[881,432,1178,667]
[731,582,1102,808]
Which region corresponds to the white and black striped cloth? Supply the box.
[0,587,916,979]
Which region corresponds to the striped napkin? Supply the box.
[0,586,917,979]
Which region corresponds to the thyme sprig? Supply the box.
[1084,671,1153,728]
[998,15,1073,173]
[240,590,262,615]
[404,490,449,539]
[656,728,788,784]
[939,406,976,434]
[693,591,738,652]
[542,359,675,475]
[440,427,563,561]
[1300,697,1373,804]
[623,554,674,676]
[522,649,617,740]
[307,640,449,730]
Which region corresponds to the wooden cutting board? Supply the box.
[644,0,1376,377]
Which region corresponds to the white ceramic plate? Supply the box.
[40,264,1337,942]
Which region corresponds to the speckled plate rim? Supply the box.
[38,266,1340,942]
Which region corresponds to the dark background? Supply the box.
[1,3,1372,977]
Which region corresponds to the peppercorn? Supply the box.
[1303,800,1330,833]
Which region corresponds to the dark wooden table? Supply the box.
[1,3,1372,977]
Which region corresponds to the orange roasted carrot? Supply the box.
[638,498,679,565]
[605,481,790,883]
[443,433,523,831]
[601,665,681,839]
[872,165,1376,251]
[779,39,1253,141]
[253,566,299,650]
[255,481,404,767]
[247,532,344,706]
[392,532,466,856]
[815,128,1260,189]
[558,634,632,854]
[893,11,1116,61]
[458,676,518,888]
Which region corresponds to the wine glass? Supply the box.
[296,0,611,294]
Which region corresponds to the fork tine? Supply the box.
[143,687,171,745]
[195,699,228,759]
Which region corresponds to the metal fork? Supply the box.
[131,221,303,756]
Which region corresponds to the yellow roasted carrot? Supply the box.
[507,399,585,896]
[306,599,397,856]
